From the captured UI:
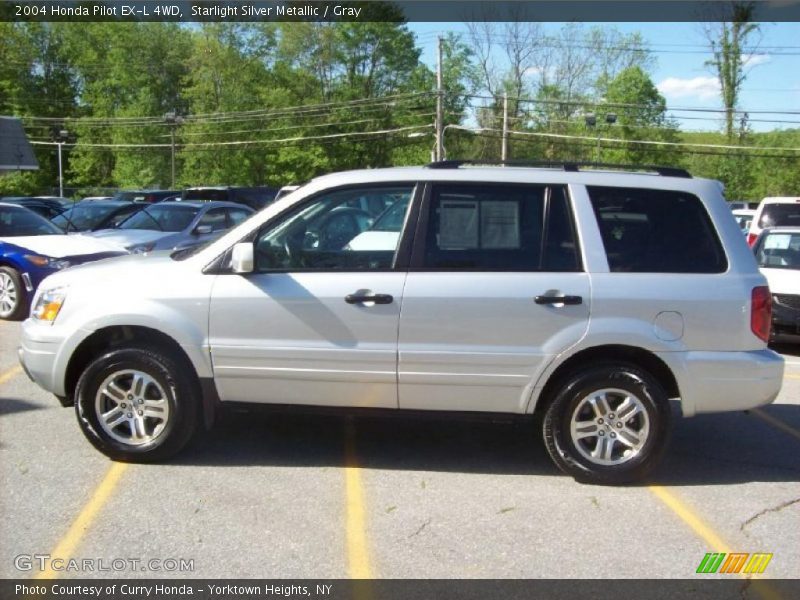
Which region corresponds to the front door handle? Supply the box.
[345,293,394,305]
[534,295,583,305]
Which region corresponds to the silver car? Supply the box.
[18,163,783,484]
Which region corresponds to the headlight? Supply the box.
[24,254,71,270]
[32,286,68,324]
[129,242,156,254]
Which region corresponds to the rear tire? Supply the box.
[75,344,201,462]
[0,266,27,321]
[543,363,671,485]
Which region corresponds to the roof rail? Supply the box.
[425,160,692,178]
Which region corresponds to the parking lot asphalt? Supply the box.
[1,318,798,580]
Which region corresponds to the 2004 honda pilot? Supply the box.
[18,162,784,484]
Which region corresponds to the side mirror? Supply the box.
[231,242,254,274]
[194,224,213,236]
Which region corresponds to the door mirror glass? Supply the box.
[231,242,254,273]
[195,224,213,235]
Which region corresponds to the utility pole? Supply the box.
[501,93,509,162]
[164,111,183,187]
[435,36,444,162]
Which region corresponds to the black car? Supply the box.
[181,186,279,211]
[1,196,66,220]
[50,200,145,232]
[110,189,180,203]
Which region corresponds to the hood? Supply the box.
[0,234,126,257]
[88,229,169,249]
[761,267,800,295]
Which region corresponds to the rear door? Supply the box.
[398,182,590,413]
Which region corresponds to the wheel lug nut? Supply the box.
[598,431,605,436]
[127,394,133,400]
[617,422,623,428]
[120,403,126,408]
[127,413,133,418]
[611,433,617,438]
[138,399,144,405]
[597,418,604,425]
[138,410,143,416]
[609,413,615,419]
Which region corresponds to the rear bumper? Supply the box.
[658,349,784,416]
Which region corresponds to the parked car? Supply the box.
[732,208,756,235]
[1,196,66,220]
[753,227,800,343]
[0,203,127,320]
[110,190,180,203]
[18,162,783,484]
[181,186,280,211]
[728,201,759,211]
[51,200,145,233]
[747,196,800,246]
[87,201,254,253]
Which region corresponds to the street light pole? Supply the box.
[163,111,183,187]
[53,128,70,197]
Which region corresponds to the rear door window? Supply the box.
[587,186,727,273]
[419,184,580,271]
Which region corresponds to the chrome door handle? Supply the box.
[345,293,394,305]
[534,295,583,305]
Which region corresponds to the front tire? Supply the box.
[543,363,671,485]
[75,344,200,461]
[0,266,27,321]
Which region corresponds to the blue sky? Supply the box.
[410,22,800,133]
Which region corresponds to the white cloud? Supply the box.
[657,76,721,101]
[742,53,771,67]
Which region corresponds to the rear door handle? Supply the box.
[534,295,583,305]
[345,293,394,305]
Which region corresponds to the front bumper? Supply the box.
[18,320,63,395]
[658,349,784,416]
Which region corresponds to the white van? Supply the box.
[748,196,800,246]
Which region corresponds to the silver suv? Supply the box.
[18,162,784,484]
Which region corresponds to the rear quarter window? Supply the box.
[587,186,727,273]
[758,203,800,229]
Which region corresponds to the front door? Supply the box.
[208,184,416,408]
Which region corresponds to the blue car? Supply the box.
[88,201,254,253]
[0,203,127,320]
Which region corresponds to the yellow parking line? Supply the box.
[35,462,128,579]
[343,419,372,579]
[649,487,782,598]
[648,485,732,554]
[0,365,22,386]
[751,408,800,442]
[784,373,800,380]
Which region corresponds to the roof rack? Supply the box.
[425,159,692,179]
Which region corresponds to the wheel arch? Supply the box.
[64,325,217,428]
[531,344,681,416]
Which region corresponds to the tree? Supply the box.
[703,1,760,139]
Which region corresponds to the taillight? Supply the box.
[747,232,758,247]
[751,286,772,343]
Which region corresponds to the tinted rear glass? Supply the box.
[588,186,727,273]
[758,203,800,229]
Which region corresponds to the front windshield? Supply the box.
[756,231,800,270]
[0,205,63,236]
[118,205,199,232]
[52,203,119,232]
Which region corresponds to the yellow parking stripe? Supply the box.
[751,408,800,442]
[35,462,128,579]
[784,373,800,380]
[649,486,732,554]
[649,487,783,598]
[0,365,22,386]
[344,419,372,579]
